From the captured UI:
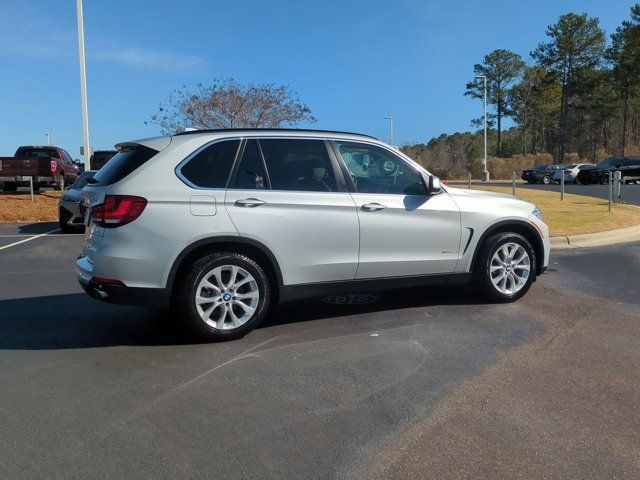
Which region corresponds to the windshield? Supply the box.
[598,158,617,167]
[533,164,548,170]
[71,171,96,189]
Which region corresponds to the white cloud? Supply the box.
[92,48,204,72]
[0,1,204,72]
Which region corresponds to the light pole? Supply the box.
[475,75,489,181]
[384,115,394,146]
[76,0,91,170]
[44,133,51,146]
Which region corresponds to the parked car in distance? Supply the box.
[77,129,550,341]
[0,146,79,192]
[576,157,640,185]
[521,164,561,184]
[58,170,96,233]
[90,150,118,170]
[552,163,595,184]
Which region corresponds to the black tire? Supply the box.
[599,174,609,185]
[527,179,534,184]
[575,176,583,185]
[54,174,65,191]
[177,252,271,341]
[473,232,537,303]
[542,175,551,185]
[2,182,17,192]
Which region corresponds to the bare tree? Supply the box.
[148,78,316,133]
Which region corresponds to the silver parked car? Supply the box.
[552,163,594,184]
[58,170,96,233]
[77,129,550,341]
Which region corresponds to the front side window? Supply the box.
[335,141,425,195]
[179,140,240,188]
[259,139,337,192]
[232,140,268,189]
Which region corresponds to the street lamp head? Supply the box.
[475,75,486,80]
[384,115,392,120]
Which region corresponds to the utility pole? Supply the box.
[76,0,91,170]
[384,115,394,146]
[475,75,489,181]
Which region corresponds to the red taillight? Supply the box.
[91,195,147,228]
[50,160,57,173]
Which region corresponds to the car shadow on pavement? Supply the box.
[0,286,486,350]
[17,222,60,234]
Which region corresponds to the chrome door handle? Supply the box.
[235,198,266,208]
[361,202,387,212]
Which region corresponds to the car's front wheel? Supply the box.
[177,252,271,341]
[474,232,536,303]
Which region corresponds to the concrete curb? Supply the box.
[550,223,640,249]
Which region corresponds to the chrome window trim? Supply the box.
[175,137,242,190]
[176,135,355,194]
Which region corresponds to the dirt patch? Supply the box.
[0,191,62,222]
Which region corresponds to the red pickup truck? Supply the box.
[0,146,80,192]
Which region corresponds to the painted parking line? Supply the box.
[0,228,61,251]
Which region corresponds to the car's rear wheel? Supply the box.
[474,232,536,303]
[54,174,65,191]
[542,175,551,185]
[599,174,610,185]
[177,252,271,341]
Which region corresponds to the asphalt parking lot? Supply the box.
[1,223,639,479]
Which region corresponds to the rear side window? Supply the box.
[90,146,158,186]
[179,140,240,188]
[259,139,337,192]
[232,140,268,189]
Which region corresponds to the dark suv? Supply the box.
[521,164,561,184]
[576,157,640,185]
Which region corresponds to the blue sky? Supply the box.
[0,0,635,156]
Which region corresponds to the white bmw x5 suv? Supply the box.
[77,129,550,341]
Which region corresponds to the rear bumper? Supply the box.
[0,175,56,183]
[77,257,171,308]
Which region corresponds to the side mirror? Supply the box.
[422,173,442,194]
[64,185,71,191]
[429,176,443,194]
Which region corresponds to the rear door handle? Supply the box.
[235,198,266,208]
[361,202,387,212]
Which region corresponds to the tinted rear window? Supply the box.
[91,152,117,169]
[15,148,59,158]
[179,140,240,188]
[90,146,158,186]
[71,171,96,189]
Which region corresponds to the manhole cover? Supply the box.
[323,294,379,305]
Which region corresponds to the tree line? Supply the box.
[403,5,640,178]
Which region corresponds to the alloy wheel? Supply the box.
[489,242,531,295]
[194,265,260,330]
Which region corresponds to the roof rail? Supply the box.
[173,128,378,140]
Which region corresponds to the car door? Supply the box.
[332,140,461,279]
[224,138,359,286]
